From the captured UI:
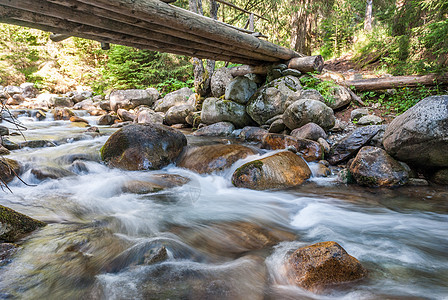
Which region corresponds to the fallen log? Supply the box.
[287,56,324,73]
[343,73,448,91]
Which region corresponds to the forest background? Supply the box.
[0,0,446,98]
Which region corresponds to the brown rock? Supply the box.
[69,116,89,124]
[53,107,75,121]
[238,126,269,142]
[0,158,21,183]
[232,151,311,190]
[177,144,257,174]
[288,241,367,293]
[97,114,118,126]
[262,133,323,162]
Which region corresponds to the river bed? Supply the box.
[0,111,447,299]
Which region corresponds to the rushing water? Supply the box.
[0,111,447,300]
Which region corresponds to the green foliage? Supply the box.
[361,85,445,115]
[97,45,193,95]
[299,74,338,104]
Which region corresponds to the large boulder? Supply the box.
[165,105,195,125]
[211,67,234,97]
[287,241,367,293]
[110,89,157,112]
[201,97,252,128]
[246,76,302,125]
[283,99,335,131]
[177,144,257,174]
[232,151,311,190]
[261,134,323,162]
[383,95,448,168]
[100,124,187,170]
[225,76,258,105]
[193,122,235,137]
[0,205,46,242]
[153,87,194,113]
[328,125,385,165]
[349,146,409,187]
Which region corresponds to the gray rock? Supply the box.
[98,114,118,126]
[238,126,268,142]
[349,146,409,187]
[225,76,258,105]
[110,89,156,112]
[246,76,302,125]
[165,105,195,125]
[0,126,9,136]
[328,125,384,165]
[73,99,95,110]
[282,69,302,77]
[34,93,58,108]
[3,86,22,96]
[298,89,325,102]
[100,124,187,170]
[317,137,330,153]
[99,100,111,111]
[290,123,327,141]
[153,87,194,113]
[201,97,252,128]
[383,95,448,168]
[351,108,369,121]
[193,122,235,137]
[357,115,383,125]
[331,119,347,132]
[51,97,73,108]
[323,85,352,110]
[135,108,164,125]
[283,99,335,131]
[211,67,234,98]
[145,88,160,102]
[268,118,286,133]
[117,109,136,122]
[20,82,38,98]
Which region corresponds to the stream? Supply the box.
[0,110,447,300]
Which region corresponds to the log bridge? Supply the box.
[0,0,324,74]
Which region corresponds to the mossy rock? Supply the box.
[0,205,46,242]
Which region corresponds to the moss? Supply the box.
[232,160,263,182]
[0,205,46,242]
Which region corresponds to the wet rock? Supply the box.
[31,167,76,180]
[70,116,89,124]
[20,82,38,98]
[324,85,352,110]
[287,241,367,293]
[0,125,9,136]
[100,124,187,170]
[0,158,20,183]
[0,243,18,266]
[135,108,164,125]
[117,109,136,122]
[261,134,323,162]
[110,89,157,112]
[12,94,25,103]
[178,144,257,174]
[246,75,301,125]
[201,97,252,128]
[1,139,19,151]
[73,99,95,110]
[69,161,89,174]
[429,168,448,185]
[97,114,118,126]
[225,76,258,105]
[0,205,46,242]
[165,104,195,125]
[0,145,10,155]
[52,96,74,108]
[283,99,335,131]
[351,108,369,121]
[383,95,448,168]
[317,137,330,154]
[193,121,235,137]
[328,125,384,165]
[6,97,20,106]
[172,221,295,256]
[34,110,46,121]
[53,107,75,120]
[232,151,311,190]
[337,168,356,184]
[290,122,327,141]
[407,178,429,186]
[238,126,268,142]
[349,146,409,187]
[153,87,194,113]
[211,67,234,97]
[86,126,100,133]
[18,140,56,149]
[357,115,383,125]
[111,121,132,128]
[311,162,332,177]
[122,180,165,194]
[99,100,111,111]
[268,118,286,133]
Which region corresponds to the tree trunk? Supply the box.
[364,0,373,32]
[290,0,314,56]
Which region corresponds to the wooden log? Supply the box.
[229,65,268,77]
[287,55,324,74]
[75,0,299,60]
[0,0,272,64]
[0,5,265,65]
[47,0,277,62]
[343,73,448,91]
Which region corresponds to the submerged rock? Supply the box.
[177,144,257,174]
[100,124,187,170]
[287,241,367,293]
[193,121,235,137]
[31,166,77,180]
[261,134,323,162]
[232,151,311,190]
[122,174,190,194]
[0,243,19,266]
[0,205,46,242]
[383,95,448,168]
[349,146,409,187]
